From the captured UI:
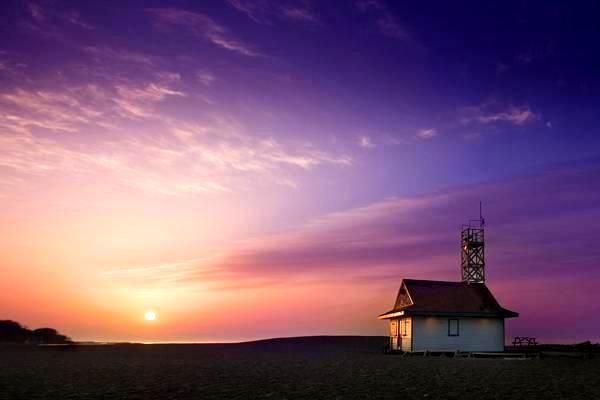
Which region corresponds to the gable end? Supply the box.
[393,281,413,309]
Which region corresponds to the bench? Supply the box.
[512,337,538,346]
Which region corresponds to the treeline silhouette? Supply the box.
[0,320,71,344]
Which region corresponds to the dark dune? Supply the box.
[0,336,598,399]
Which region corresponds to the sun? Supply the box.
[144,310,157,321]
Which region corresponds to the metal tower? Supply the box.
[461,202,485,284]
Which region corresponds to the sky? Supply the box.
[1,0,599,343]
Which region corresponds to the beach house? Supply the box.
[379,215,518,352]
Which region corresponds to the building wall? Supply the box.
[412,316,504,352]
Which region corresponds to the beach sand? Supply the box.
[0,336,598,399]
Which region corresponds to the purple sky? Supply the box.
[0,0,599,343]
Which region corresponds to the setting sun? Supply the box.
[144,311,157,321]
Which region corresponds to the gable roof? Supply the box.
[379,279,518,319]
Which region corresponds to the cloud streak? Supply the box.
[226,0,268,23]
[0,75,183,132]
[281,6,319,23]
[0,88,101,132]
[460,104,539,126]
[416,128,437,140]
[226,1,318,25]
[147,8,259,57]
[114,81,185,119]
[355,0,413,41]
[359,135,375,148]
[83,46,154,66]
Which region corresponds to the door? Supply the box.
[400,317,412,352]
[389,319,399,350]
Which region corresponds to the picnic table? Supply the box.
[512,336,538,346]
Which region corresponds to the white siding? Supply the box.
[412,316,504,352]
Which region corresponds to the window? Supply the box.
[401,318,410,336]
[390,320,398,336]
[448,319,459,336]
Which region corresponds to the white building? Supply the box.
[378,279,518,352]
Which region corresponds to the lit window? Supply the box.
[448,319,459,336]
[390,320,398,336]
[401,318,410,336]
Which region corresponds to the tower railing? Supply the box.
[461,223,485,284]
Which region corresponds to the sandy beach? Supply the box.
[0,337,598,399]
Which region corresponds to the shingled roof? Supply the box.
[379,279,518,319]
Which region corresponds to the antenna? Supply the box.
[479,201,485,227]
[460,203,486,284]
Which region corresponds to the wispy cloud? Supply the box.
[226,0,269,24]
[516,52,533,65]
[354,0,386,12]
[416,128,437,140]
[281,6,319,23]
[197,71,216,86]
[146,8,259,57]
[0,79,350,196]
[0,130,126,177]
[165,122,351,173]
[359,136,375,148]
[61,10,94,30]
[26,2,45,23]
[26,1,95,31]
[375,14,410,39]
[460,104,539,126]
[114,82,185,119]
[355,0,413,41]
[0,73,184,131]
[83,46,154,66]
[0,88,101,132]
[20,3,73,45]
[226,1,319,25]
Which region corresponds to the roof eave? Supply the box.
[377,310,405,320]
[402,310,518,318]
